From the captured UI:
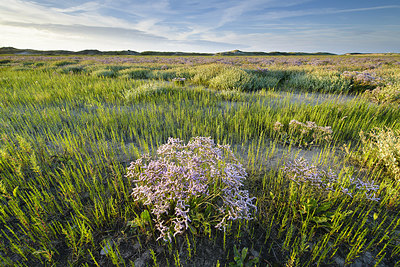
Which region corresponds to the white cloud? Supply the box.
[255,5,400,20]
[0,0,133,28]
[52,1,102,13]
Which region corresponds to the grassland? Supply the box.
[0,54,400,266]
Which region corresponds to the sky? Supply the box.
[1,0,399,53]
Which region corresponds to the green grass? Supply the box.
[0,55,400,266]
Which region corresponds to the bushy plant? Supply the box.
[92,69,116,78]
[285,70,351,92]
[342,70,383,92]
[273,120,332,147]
[190,64,227,86]
[149,68,191,81]
[364,83,400,104]
[210,66,280,91]
[52,60,78,67]
[60,65,85,74]
[283,158,380,201]
[126,137,256,242]
[124,82,173,102]
[119,67,151,79]
[357,127,400,180]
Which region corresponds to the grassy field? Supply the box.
[0,54,400,266]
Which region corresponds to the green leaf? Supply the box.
[188,225,197,235]
[316,202,332,213]
[12,186,19,198]
[312,216,328,224]
[241,247,248,260]
[269,191,275,199]
[373,212,378,221]
[141,210,151,222]
[127,220,138,228]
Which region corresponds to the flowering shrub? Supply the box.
[273,120,332,147]
[283,158,380,201]
[126,137,256,242]
[358,128,400,181]
[341,70,383,92]
[364,84,400,104]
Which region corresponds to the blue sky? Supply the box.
[1,0,399,53]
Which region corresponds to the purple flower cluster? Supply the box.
[283,158,380,202]
[126,137,256,242]
[283,158,337,190]
[341,70,383,86]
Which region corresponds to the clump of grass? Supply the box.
[190,64,278,91]
[285,70,352,93]
[209,67,255,91]
[190,64,227,86]
[124,81,175,102]
[150,68,191,81]
[92,69,117,78]
[60,65,86,74]
[52,60,78,67]
[120,67,151,79]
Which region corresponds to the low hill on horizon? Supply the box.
[0,47,340,56]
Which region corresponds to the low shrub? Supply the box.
[60,65,85,74]
[149,67,191,81]
[126,137,256,242]
[119,68,151,79]
[273,120,332,147]
[209,67,255,91]
[53,60,78,67]
[190,64,227,86]
[92,69,116,78]
[124,82,173,102]
[364,83,400,104]
[342,70,383,92]
[357,128,400,180]
[283,157,380,201]
[285,71,351,93]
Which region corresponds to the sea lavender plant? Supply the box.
[283,158,380,202]
[341,70,383,92]
[126,137,256,242]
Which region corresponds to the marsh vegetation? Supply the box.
[0,54,399,266]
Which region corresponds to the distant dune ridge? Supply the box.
[0,47,339,56]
